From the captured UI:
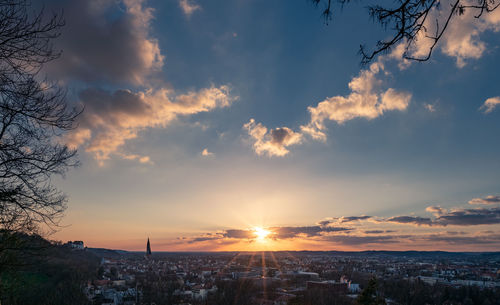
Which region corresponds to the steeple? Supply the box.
[146,237,152,256]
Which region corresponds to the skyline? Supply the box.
[42,0,500,252]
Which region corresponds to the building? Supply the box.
[68,240,84,250]
[145,237,152,259]
[306,281,348,294]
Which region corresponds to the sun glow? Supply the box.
[253,227,271,241]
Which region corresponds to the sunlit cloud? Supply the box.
[469,195,500,205]
[67,86,236,163]
[177,195,500,250]
[389,1,500,68]
[301,62,411,141]
[424,103,436,112]
[243,119,303,157]
[121,154,152,164]
[244,60,410,156]
[201,148,214,157]
[425,206,447,216]
[480,97,500,114]
[49,0,238,164]
[179,0,201,17]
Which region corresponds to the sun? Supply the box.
[253,227,271,241]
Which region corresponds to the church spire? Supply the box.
[146,237,152,256]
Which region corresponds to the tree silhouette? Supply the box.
[311,0,500,64]
[0,0,79,238]
[356,277,386,305]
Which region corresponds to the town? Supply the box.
[78,240,500,305]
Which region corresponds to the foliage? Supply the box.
[356,277,386,305]
[0,232,99,305]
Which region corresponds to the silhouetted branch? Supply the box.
[311,0,499,64]
[0,0,79,237]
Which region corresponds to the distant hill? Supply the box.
[85,247,500,260]
[1,231,100,305]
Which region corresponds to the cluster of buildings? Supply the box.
[81,240,500,305]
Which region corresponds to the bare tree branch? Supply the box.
[0,0,79,239]
[311,0,499,64]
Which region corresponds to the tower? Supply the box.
[146,237,152,257]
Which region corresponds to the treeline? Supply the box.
[289,277,500,305]
[0,231,100,305]
[380,278,500,305]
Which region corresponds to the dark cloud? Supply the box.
[186,233,224,244]
[324,235,407,245]
[270,226,352,239]
[324,233,500,246]
[317,218,336,226]
[386,216,434,226]
[182,225,353,244]
[364,230,395,234]
[269,128,298,145]
[179,206,500,247]
[422,234,500,245]
[44,0,163,84]
[445,231,466,235]
[223,229,254,239]
[387,207,500,226]
[316,216,371,226]
[340,216,372,223]
[436,207,500,226]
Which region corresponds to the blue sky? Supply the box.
[46,0,500,251]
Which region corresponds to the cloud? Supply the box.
[364,230,396,234]
[439,4,500,68]
[67,86,236,162]
[480,97,500,114]
[179,205,500,248]
[422,233,500,245]
[388,206,500,226]
[301,62,411,141]
[270,226,352,239]
[243,119,303,157]
[187,233,224,244]
[44,0,238,164]
[436,207,500,226]
[201,148,214,157]
[179,0,201,17]
[393,2,500,68]
[244,60,410,156]
[46,0,163,85]
[182,225,353,244]
[339,216,373,223]
[424,103,436,112]
[323,234,405,245]
[121,154,152,164]
[425,206,447,216]
[387,215,435,226]
[469,195,500,205]
[223,229,255,239]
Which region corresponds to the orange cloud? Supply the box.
[67,86,237,163]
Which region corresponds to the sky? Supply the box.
[42,0,500,251]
